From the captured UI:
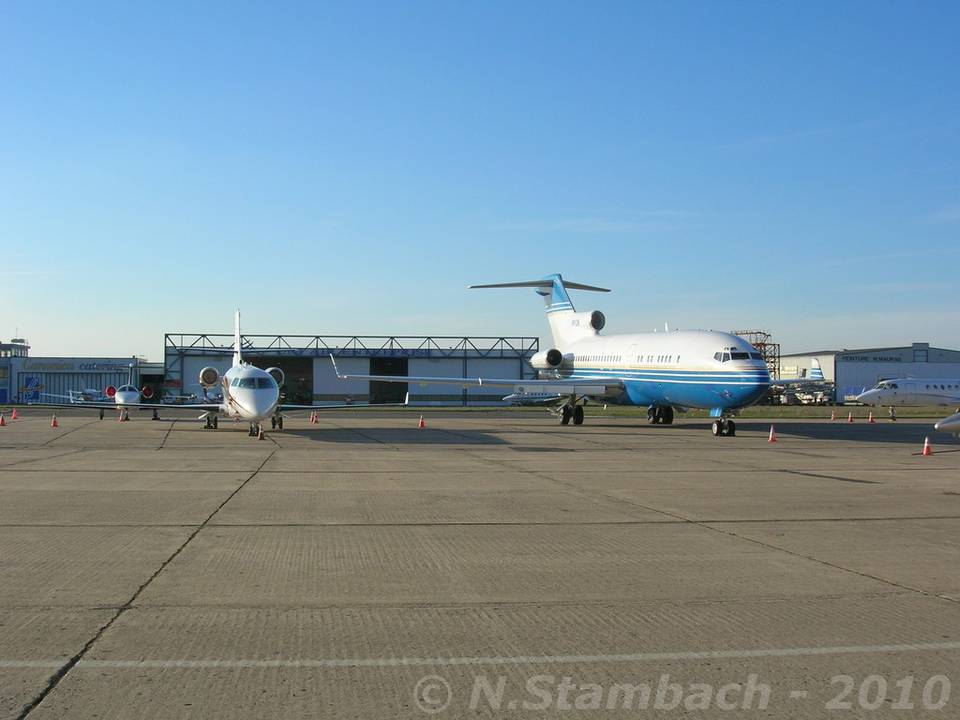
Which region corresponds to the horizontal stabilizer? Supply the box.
[470,279,610,292]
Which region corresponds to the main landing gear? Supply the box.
[559,403,585,426]
[647,406,674,425]
[270,414,284,430]
[711,418,736,437]
[204,415,219,430]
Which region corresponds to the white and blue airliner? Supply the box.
[334,274,810,436]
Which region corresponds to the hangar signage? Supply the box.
[22,359,134,372]
[838,354,903,363]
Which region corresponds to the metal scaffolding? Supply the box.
[730,329,781,379]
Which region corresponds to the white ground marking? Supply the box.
[2,641,959,670]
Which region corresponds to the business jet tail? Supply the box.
[233,309,242,365]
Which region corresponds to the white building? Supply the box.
[782,343,960,403]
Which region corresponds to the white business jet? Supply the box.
[31,311,406,436]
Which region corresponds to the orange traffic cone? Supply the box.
[418,415,426,430]
[847,412,854,423]
[868,412,876,424]
[50,414,59,428]
[768,425,777,443]
[0,413,5,427]
[830,410,836,421]
[10,408,17,420]
[922,436,932,456]
[311,411,319,424]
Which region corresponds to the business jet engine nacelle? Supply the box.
[266,367,285,387]
[530,348,565,369]
[141,386,154,400]
[199,367,220,388]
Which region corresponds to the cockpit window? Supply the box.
[714,352,723,361]
[749,352,762,360]
[730,352,750,360]
[722,352,731,362]
[257,377,275,389]
[237,378,257,389]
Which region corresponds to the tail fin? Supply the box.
[233,309,242,365]
[809,358,824,381]
[470,273,610,347]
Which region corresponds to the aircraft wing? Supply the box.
[280,393,410,411]
[24,400,222,411]
[330,357,620,395]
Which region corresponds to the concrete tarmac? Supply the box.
[0,408,958,718]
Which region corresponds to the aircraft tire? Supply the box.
[663,407,674,425]
[726,419,735,436]
[711,420,723,436]
[560,405,572,425]
[572,405,584,425]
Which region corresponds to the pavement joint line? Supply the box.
[13,447,278,720]
[476,454,960,609]
[782,469,882,484]
[4,516,960,529]
[309,417,401,449]
[39,418,102,447]
[3,641,960,670]
[0,447,89,470]
[156,419,178,450]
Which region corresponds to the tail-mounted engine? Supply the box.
[141,386,154,399]
[199,367,220,388]
[266,367,285,387]
[530,348,568,369]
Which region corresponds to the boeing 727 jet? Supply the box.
[333,274,804,436]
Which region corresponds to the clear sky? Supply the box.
[2,1,958,358]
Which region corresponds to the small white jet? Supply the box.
[41,367,158,420]
[31,311,407,436]
[856,379,960,436]
[332,273,811,436]
[502,390,564,407]
[856,379,960,408]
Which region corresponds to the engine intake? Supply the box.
[590,310,605,331]
[530,348,566,369]
[266,367,285,387]
[199,367,220,388]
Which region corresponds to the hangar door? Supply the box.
[369,358,408,404]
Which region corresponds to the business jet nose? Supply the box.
[252,390,278,418]
[934,412,960,434]
[856,389,878,405]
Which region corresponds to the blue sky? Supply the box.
[2,1,958,358]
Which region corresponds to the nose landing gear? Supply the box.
[204,415,219,430]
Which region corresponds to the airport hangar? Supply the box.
[163,331,539,405]
[783,342,960,402]
[1,334,539,406]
